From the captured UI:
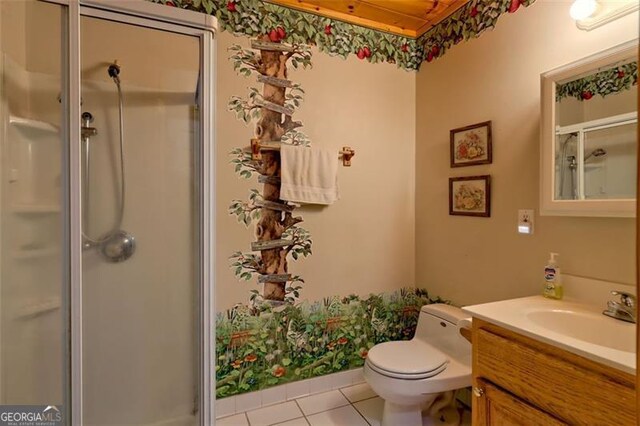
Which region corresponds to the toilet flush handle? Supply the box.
[473,387,485,398]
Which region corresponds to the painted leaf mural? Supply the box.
[417,0,536,64]
[149,0,537,71]
[556,61,638,102]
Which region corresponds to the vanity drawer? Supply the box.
[474,320,636,425]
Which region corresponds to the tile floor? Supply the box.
[216,383,471,426]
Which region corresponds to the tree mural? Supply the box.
[220,43,449,397]
[215,21,455,401]
[227,37,313,306]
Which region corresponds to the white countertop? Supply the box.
[463,295,636,375]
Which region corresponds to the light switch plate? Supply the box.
[518,209,534,235]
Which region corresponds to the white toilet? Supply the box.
[364,304,472,426]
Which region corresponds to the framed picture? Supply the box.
[449,175,491,217]
[450,121,492,167]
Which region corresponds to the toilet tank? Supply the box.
[413,304,471,358]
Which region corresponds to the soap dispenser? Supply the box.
[543,252,563,300]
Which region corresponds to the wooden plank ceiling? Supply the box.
[267,0,469,38]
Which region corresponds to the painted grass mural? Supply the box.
[216,288,446,397]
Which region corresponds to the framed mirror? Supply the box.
[540,40,638,217]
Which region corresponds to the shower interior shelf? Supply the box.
[9,115,59,133]
[7,112,61,260]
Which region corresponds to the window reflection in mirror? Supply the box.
[554,61,637,201]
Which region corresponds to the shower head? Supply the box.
[108,61,121,84]
[584,148,607,161]
[561,132,578,147]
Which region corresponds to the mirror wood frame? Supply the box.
[541,39,638,218]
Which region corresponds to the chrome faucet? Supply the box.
[603,290,636,323]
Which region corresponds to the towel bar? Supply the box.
[250,138,355,167]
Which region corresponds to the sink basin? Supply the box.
[526,309,635,353]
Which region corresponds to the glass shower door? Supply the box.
[583,123,637,199]
[79,13,203,426]
[0,0,69,414]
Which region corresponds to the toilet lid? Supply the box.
[366,340,448,379]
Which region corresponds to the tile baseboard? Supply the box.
[215,368,366,419]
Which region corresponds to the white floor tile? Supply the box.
[273,417,310,426]
[235,391,262,413]
[306,405,369,426]
[296,390,350,416]
[340,383,377,403]
[215,396,236,419]
[286,379,311,400]
[262,385,287,407]
[246,401,303,426]
[352,396,384,426]
[216,413,249,426]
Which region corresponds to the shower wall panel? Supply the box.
[0,0,66,407]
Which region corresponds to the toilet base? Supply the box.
[381,397,437,426]
[381,400,422,426]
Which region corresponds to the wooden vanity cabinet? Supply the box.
[471,319,636,425]
[476,379,566,425]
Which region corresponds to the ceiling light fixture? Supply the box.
[573,0,639,31]
[570,0,598,20]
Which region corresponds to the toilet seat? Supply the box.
[365,340,449,380]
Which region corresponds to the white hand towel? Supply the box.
[280,144,339,205]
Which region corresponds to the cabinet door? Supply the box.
[474,380,566,426]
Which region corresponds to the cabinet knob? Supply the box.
[473,387,485,397]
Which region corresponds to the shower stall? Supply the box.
[555,112,637,200]
[0,0,215,424]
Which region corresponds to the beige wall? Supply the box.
[415,2,638,305]
[0,0,26,69]
[216,31,416,310]
[557,87,636,126]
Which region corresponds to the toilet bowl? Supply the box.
[364,304,472,426]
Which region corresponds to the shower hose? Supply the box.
[82,76,126,246]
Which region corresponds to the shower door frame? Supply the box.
[42,0,216,424]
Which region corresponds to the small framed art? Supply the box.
[449,175,491,217]
[450,121,492,167]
